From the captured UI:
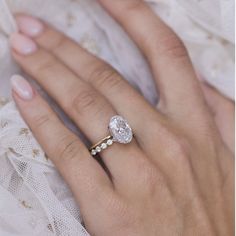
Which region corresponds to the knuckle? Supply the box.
[156,33,189,61]
[168,135,191,164]
[35,55,58,75]
[125,0,144,12]
[51,34,67,52]
[56,134,80,163]
[89,64,123,91]
[32,113,52,129]
[72,90,98,114]
[174,139,189,158]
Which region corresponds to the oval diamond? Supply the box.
[109,116,133,144]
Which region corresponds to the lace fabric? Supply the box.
[0,0,234,235]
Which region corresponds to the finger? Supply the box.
[14,14,166,143]
[202,83,235,153]
[11,75,114,222]
[97,0,206,119]
[10,33,147,188]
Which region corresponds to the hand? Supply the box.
[10,1,234,235]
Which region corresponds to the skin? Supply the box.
[10,1,234,235]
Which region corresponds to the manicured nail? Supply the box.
[11,75,34,100]
[16,15,44,37]
[10,33,37,55]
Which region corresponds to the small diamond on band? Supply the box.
[101,143,108,149]
[91,149,97,156]
[107,139,113,146]
[96,146,102,153]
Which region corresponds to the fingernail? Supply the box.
[16,15,44,37]
[10,33,37,55]
[11,75,34,100]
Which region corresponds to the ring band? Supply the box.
[89,135,114,156]
[89,115,133,156]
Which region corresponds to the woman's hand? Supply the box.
[9,1,234,235]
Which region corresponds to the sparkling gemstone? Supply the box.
[107,139,113,146]
[91,149,97,156]
[96,146,102,152]
[109,116,133,144]
[101,143,108,150]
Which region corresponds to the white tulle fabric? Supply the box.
[0,101,88,235]
[0,0,234,235]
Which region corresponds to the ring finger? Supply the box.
[11,78,115,226]
[10,33,146,187]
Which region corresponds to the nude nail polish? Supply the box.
[11,75,34,100]
[10,33,38,55]
[16,15,44,37]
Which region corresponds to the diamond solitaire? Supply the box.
[89,115,133,156]
[109,116,133,144]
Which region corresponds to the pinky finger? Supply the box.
[11,74,113,220]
